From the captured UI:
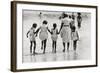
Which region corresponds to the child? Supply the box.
[77,12,82,28]
[70,14,75,30]
[71,26,79,51]
[36,20,49,54]
[48,23,59,53]
[27,23,37,55]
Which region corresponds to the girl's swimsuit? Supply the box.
[51,28,58,41]
[39,26,48,41]
[29,28,36,42]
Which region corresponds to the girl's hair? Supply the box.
[69,15,72,19]
[43,20,48,25]
[53,23,57,28]
[77,12,81,15]
[32,23,37,28]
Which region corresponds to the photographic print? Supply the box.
[11,1,98,72]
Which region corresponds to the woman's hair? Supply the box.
[32,23,37,28]
[62,12,68,18]
[43,20,48,25]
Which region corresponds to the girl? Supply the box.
[27,23,37,55]
[48,23,59,53]
[71,26,79,51]
[77,12,82,28]
[70,14,75,30]
[36,20,49,54]
[59,13,72,52]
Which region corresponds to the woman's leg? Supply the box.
[30,41,33,54]
[54,41,56,53]
[73,40,77,51]
[67,42,70,51]
[63,42,65,52]
[33,41,36,55]
[52,40,54,53]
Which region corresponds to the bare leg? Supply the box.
[52,40,54,53]
[41,40,43,50]
[43,39,47,54]
[54,41,56,53]
[67,42,70,51]
[63,42,65,52]
[30,41,33,54]
[33,41,36,55]
[73,40,77,51]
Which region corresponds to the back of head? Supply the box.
[77,12,81,15]
[53,23,57,28]
[69,15,72,19]
[43,20,48,25]
[32,23,37,28]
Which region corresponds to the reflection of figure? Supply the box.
[27,23,37,55]
[59,13,72,52]
[36,20,49,54]
[71,26,79,51]
[48,23,59,53]
[67,51,78,60]
[77,13,82,28]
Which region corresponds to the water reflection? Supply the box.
[23,51,79,63]
[67,51,78,60]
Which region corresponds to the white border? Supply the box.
[17,3,96,69]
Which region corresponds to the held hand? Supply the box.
[58,31,60,34]
[35,34,38,37]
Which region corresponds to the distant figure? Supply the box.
[77,12,82,28]
[36,20,49,54]
[48,23,59,53]
[27,23,37,55]
[71,26,79,51]
[39,12,42,19]
[59,13,71,52]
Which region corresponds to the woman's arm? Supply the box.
[59,22,64,33]
[47,27,52,34]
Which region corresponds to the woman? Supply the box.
[59,12,72,52]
